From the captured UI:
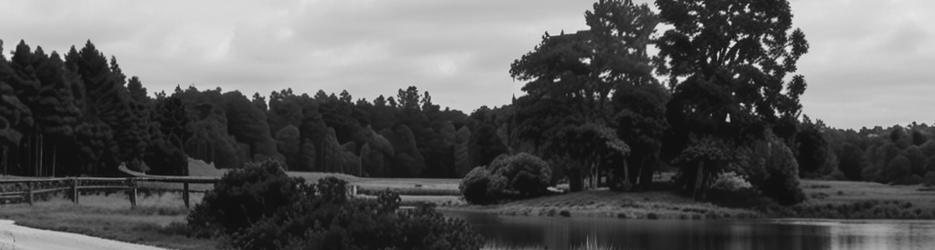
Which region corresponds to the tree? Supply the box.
[509,0,662,191]
[274,125,300,170]
[905,146,926,177]
[886,155,912,184]
[796,125,828,176]
[381,125,425,177]
[267,89,304,134]
[468,123,507,168]
[222,91,277,159]
[838,143,866,181]
[453,126,472,176]
[34,52,82,176]
[64,41,136,175]
[548,123,630,191]
[0,40,32,175]
[657,0,809,203]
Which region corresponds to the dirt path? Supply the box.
[0,220,164,250]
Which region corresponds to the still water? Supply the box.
[444,211,935,250]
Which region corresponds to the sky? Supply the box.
[0,0,933,130]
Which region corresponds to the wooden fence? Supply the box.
[0,176,219,208]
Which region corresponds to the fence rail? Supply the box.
[0,176,220,208]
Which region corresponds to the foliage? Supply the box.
[491,153,552,197]
[460,153,552,204]
[708,172,759,208]
[709,172,753,191]
[459,166,507,205]
[189,160,482,250]
[760,140,805,205]
[730,135,805,205]
[509,0,660,191]
[796,123,829,176]
[838,143,866,180]
[187,160,302,235]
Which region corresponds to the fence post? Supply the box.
[182,182,190,208]
[26,181,33,206]
[128,178,137,209]
[71,178,79,204]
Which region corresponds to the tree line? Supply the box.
[801,119,935,185]
[0,39,510,178]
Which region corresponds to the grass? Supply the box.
[441,179,935,220]
[777,179,935,219]
[798,179,935,209]
[0,193,217,250]
[444,189,761,220]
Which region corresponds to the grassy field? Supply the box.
[799,179,935,209]
[440,179,935,220]
[443,189,761,220]
[0,193,215,250]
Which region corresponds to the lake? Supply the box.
[444,211,935,250]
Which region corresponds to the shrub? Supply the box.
[493,153,552,197]
[188,160,303,236]
[708,172,760,208]
[191,161,482,249]
[233,187,482,250]
[709,172,753,191]
[460,153,553,204]
[732,136,805,205]
[459,167,507,205]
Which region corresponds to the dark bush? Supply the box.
[460,153,552,204]
[190,162,482,250]
[761,141,805,205]
[188,160,304,236]
[233,188,482,250]
[707,172,761,208]
[493,153,552,198]
[459,167,506,205]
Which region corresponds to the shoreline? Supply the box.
[430,179,935,221]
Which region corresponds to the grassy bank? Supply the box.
[774,179,935,219]
[442,189,761,220]
[0,193,216,250]
[440,179,935,220]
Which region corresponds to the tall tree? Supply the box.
[656,0,809,202]
[222,91,277,159]
[0,40,32,175]
[34,52,82,176]
[510,0,660,191]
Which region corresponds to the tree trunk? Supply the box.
[569,168,583,192]
[1,146,6,176]
[39,134,43,177]
[51,146,57,177]
[693,161,706,201]
[638,155,655,191]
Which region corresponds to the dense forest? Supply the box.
[0,39,509,179]
[0,0,932,207]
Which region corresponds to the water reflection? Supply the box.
[445,211,935,250]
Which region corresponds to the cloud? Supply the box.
[1,0,597,114]
[790,0,935,128]
[1,0,933,128]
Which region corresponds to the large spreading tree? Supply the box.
[656,0,809,203]
[510,0,663,191]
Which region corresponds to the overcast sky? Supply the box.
[0,0,932,129]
